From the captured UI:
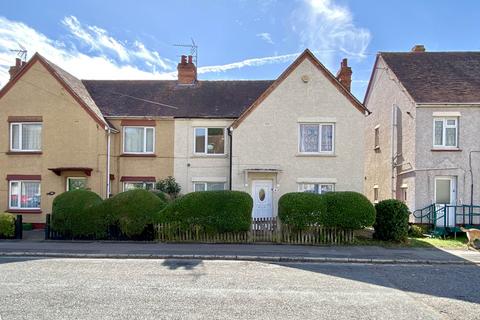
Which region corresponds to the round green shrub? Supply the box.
[51,190,104,238]
[320,192,376,229]
[104,189,167,237]
[0,213,15,238]
[159,191,253,233]
[278,192,326,231]
[150,190,170,203]
[374,199,410,242]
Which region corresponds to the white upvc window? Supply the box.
[433,118,458,148]
[123,126,155,154]
[10,122,42,152]
[298,183,334,194]
[194,127,225,155]
[123,182,155,192]
[9,180,41,209]
[193,182,225,192]
[299,123,334,154]
[373,185,379,203]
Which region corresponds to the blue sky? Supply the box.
[0,0,479,100]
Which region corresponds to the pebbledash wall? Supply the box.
[0,61,109,225]
[231,57,365,215]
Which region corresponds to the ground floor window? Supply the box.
[67,177,87,191]
[193,182,225,192]
[298,183,334,194]
[123,182,155,191]
[9,180,41,209]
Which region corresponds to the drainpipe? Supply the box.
[228,127,233,190]
[106,127,112,199]
[469,150,480,207]
[391,104,397,199]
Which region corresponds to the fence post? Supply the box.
[45,214,51,240]
[15,215,22,239]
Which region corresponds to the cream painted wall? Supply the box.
[173,118,232,194]
[0,61,108,224]
[232,58,365,216]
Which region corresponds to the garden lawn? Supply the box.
[355,235,468,249]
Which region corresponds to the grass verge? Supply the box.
[355,234,468,249]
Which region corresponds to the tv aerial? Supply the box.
[10,43,28,62]
[174,38,198,66]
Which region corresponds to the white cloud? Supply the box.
[0,15,176,87]
[256,32,274,45]
[294,0,371,66]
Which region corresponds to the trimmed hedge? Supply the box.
[0,213,15,238]
[159,191,252,233]
[278,192,326,231]
[102,189,167,237]
[278,191,376,230]
[320,192,376,229]
[150,190,170,203]
[51,190,104,238]
[374,199,410,242]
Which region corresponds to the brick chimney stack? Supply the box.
[336,58,352,92]
[9,58,26,80]
[411,44,426,52]
[177,54,197,84]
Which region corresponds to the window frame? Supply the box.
[193,127,226,156]
[193,182,226,192]
[298,183,335,194]
[432,117,458,149]
[298,123,335,154]
[10,122,43,152]
[373,186,379,203]
[122,126,155,154]
[122,181,156,192]
[374,126,380,150]
[8,180,41,210]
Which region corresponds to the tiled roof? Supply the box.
[380,52,480,104]
[82,80,274,118]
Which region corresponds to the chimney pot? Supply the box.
[411,45,426,52]
[15,58,21,67]
[336,58,352,92]
[177,54,197,84]
[9,58,25,80]
[181,55,187,64]
[188,55,193,64]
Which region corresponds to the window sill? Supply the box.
[296,153,336,157]
[6,151,42,155]
[431,148,462,152]
[191,154,228,159]
[120,153,156,158]
[6,209,42,214]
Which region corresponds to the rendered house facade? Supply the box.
[364,46,480,226]
[0,50,367,226]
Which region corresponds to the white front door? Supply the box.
[252,180,273,218]
[434,177,457,227]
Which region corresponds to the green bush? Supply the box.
[150,190,170,203]
[374,199,410,242]
[103,189,167,237]
[278,192,326,231]
[156,176,181,198]
[51,190,104,238]
[408,224,429,238]
[0,213,15,238]
[320,192,376,229]
[159,191,252,233]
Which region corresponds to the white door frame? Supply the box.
[434,176,457,227]
[251,180,273,219]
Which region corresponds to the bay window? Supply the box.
[194,128,225,155]
[298,183,334,194]
[433,118,458,148]
[9,180,41,209]
[299,123,334,153]
[123,127,154,154]
[193,182,225,192]
[10,123,42,151]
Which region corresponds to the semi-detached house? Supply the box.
[0,50,368,227]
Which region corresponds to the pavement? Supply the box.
[0,257,479,319]
[1,240,480,264]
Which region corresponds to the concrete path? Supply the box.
[0,240,479,264]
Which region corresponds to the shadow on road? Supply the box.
[162,259,204,270]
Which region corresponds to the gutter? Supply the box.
[228,127,233,190]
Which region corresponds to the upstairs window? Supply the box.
[194,128,225,155]
[374,126,380,150]
[10,123,42,151]
[433,118,457,148]
[123,127,154,154]
[299,123,334,153]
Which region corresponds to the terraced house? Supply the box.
[364,45,480,231]
[0,49,368,227]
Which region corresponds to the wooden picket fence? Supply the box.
[154,217,354,245]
